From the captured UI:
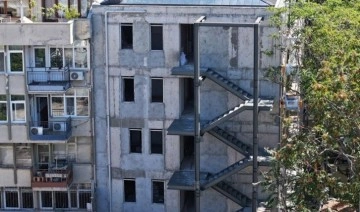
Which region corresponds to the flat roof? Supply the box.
[98,0,276,6]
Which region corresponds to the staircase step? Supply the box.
[213,181,251,207]
[205,69,252,101]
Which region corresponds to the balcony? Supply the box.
[32,163,73,189]
[29,117,72,141]
[27,67,70,93]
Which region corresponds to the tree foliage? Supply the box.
[263,0,360,210]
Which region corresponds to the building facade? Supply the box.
[0,0,93,210]
[91,0,281,211]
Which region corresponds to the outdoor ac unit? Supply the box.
[70,71,84,81]
[53,122,66,131]
[30,127,43,135]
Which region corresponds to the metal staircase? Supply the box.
[168,67,274,208]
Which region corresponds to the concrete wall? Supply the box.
[92,4,280,212]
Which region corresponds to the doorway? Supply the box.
[37,97,48,128]
[180,24,194,63]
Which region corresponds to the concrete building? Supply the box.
[91,0,282,211]
[0,0,93,210]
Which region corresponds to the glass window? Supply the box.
[0,95,7,122]
[70,191,77,208]
[55,191,68,208]
[41,191,52,208]
[151,78,163,102]
[9,52,23,72]
[34,48,46,67]
[5,190,19,208]
[11,95,25,122]
[151,130,163,154]
[0,46,4,72]
[124,179,136,202]
[79,191,91,209]
[121,24,133,49]
[51,96,65,117]
[51,89,89,117]
[22,191,33,208]
[151,25,163,50]
[130,129,142,153]
[64,48,73,67]
[50,48,64,68]
[152,181,164,204]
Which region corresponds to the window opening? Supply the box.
[123,77,134,102]
[0,95,7,122]
[55,191,68,208]
[51,88,89,117]
[121,24,133,49]
[10,95,25,122]
[0,45,4,72]
[180,24,194,63]
[151,24,163,50]
[124,179,136,202]
[34,48,46,68]
[152,181,164,204]
[21,190,33,208]
[8,46,23,72]
[79,191,91,209]
[41,191,52,208]
[130,129,142,153]
[151,78,163,102]
[150,130,163,154]
[5,190,19,208]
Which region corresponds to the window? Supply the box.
[123,77,134,102]
[5,190,19,208]
[150,130,163,154]
[51,88,89,117]
[22,190,33,208]
[34,48,46,67]
[0,45,4,72]
[124,179,136,202]
[11,95,25,122]
[151,24,163,50]
[41,191,52,208]
[55,191,68,208]
[130,129,142,153]
[49,40,88,69]
[121,24,133,49]
[78,191,91,209]
[70,191,77,208]
[0,95,7,122]
[9,46,23,72]
[74,40,88,68]
[50,47,64,68]
[151,78,163,102]
[152,181,164,204]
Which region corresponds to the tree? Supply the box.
[263,0,360,210]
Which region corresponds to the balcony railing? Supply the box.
[32,163,73,188]
[29,117,72,141]
[27,67,70,93]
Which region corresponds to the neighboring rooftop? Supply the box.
[98,0,277,6]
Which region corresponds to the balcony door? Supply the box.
[36,97,48,128]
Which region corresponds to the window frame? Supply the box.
[4,189,20,209]
[48,40,88,69]
[123,77,135,102]
[151,78,163,103]
[10,95,26,123]
[50,89,89,117]
[21,189,34,209]
[150,24,163,50]
[150,129,163,154]
[0,95,7,122]
[8,46,24,73]
[152,180,164,204]
[129,128,142,153]
[121,23,133,49]
[124,179,136,202]
[0,45,5,72]
[34,47,46,68]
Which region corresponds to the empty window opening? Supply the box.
[55,191,68,208]
[152,181,164,204]
[151,130,163,154]
[22,191,33,208]
[183,78,194,111]
[151,78,163,102]
[180,136,194,170]
[124,179,136,202]
[130,129,142,153]
[151,24,163,50]
[121,24,133,49]
[123,78,134,102]
[181,191,195,212]
[180,24,194,63]
[5,191,19,208]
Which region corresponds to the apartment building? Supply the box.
[91,0,282,211]
[0,0,93,210]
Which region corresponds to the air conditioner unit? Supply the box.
[53,122,66,131]
[30,127,43,135]
[70,71,84,81]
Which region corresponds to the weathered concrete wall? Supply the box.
[92,4,280,212]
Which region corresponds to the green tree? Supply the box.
[263,0,360,210]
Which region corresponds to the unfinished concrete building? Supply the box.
[0,0,93,210]
[91,0,282,211]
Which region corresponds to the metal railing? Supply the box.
[29,117,72,140]
[27,66,70,84]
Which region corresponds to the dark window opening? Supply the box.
[151,130,163,154]
[151,78,163,102]
[79,191,91,209]
[55,191,68,208]
[183,136,194,157]
[70,191,77,208]
[152,181,164,204]
[180,24,194,63]
[121,24,133,49]
[130,129,142,153]
[124,179,136,202]
[123,78,134,102]
[5,191,18,208]
[22,192,33,208]
[151,25,163,50]
[41,191,52,208]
